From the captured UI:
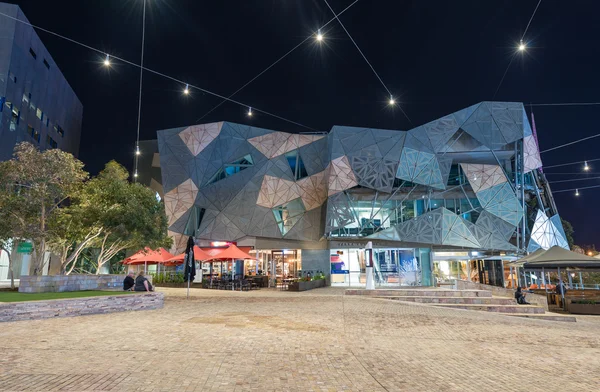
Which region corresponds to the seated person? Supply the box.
[134,271,154,292]
[123,271,135,291]
[514,287,530,305]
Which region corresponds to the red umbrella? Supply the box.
[204,245,258,291]
[122,247,175,265]
[166,246,213,263]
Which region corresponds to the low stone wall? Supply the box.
[455,280,548,310]
[19,274,152,293]
[0,292,164,322]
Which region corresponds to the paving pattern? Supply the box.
[0,287,599,391]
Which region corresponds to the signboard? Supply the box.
[17,242,33,254]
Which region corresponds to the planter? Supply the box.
[568,303,600,315]
[288,279,326,292]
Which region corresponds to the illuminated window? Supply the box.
[285,150,308,180]
[28,125,40,142]
[272,198,305,236]
[22,93,29,104]
[207,154,254,185]
[36,108,43,120]
[10,104,19,132]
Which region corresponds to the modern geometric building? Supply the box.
[153,102,568,287]
[0,2,83,162]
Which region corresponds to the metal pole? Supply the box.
[542,267,547,293]
[558,267,565,310]
[231,259,234,291]
[579,271,584,290]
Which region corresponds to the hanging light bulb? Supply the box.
[104,54,110,67]
[518,39,526,52]
[584,161,590,171]
[575,189,580,196]
[247,107,253,117]
[135,145,141,156]
[184,84,189,95]
[316,29,323,42]
[389,96,395,105]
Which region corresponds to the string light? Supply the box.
[184,84,189,95]
[247,107,253,117]
[316,29,323,42]
[584,161,590,171]
[103,54,110,67]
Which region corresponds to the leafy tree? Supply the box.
[560,218,575,249]
[0,168,16,288]
[50,161,171,274]
[0,143,87,275]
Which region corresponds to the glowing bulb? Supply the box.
[588,251,593,256]
[389,96,395,105]
[104,54,110,67]
[584,161,590,171]
[184,84,189,95]
[135,146,141,156]
[247,107,253,117]
[316,29,323,42]
[575,189,580,196]
[518,39,526,52]
[133,171,138,178]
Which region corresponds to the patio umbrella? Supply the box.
[122,247,175,274]
[205,245,258,291]
[183,237,195,299]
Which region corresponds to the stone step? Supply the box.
[377,296,516,305]
[345,289,492,298]
[505,314,577,322]
[431,303,546,314]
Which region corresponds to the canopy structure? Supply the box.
[205,244,258,261]
[122,248,174,265]
[522,246,600,269]
[167,246,213,264]
[507,248,547,267]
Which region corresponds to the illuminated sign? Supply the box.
[211,241,232,247]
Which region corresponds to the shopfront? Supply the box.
[248,249,302,287]
[432,252,515,288]
[330,247,423,287]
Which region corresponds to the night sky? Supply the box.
[5,0,600,247]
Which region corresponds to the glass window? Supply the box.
[9,72,16,83]
[36,108,43,120]
[183,206,205,236]
[207,154,254,185]
[30,101,36,111]
[28,125,40,142]
[447,164,461,186]
[272,198,305,236]
[430,199,443,210]
[43,59,50,69]
[46,118,50,127]
[445,199,456,213]
[29,48,37,59]
[415,199,425,216]
[56,125,64,137]
[0,97,5,112]
[9,105,19,132]
[284,150,308,180]
[402,200,415,222]
[46,135,57,148]
[22,93,29,104]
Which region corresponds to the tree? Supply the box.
[48,161,171,274]
[560,218,575,250]
[0,167,16,288]
[0,143,87,275]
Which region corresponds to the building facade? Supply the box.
[0,3,83,281]
[154,102,568,287]
[0,2,83,161]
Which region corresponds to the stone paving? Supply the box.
[0,287,599,391]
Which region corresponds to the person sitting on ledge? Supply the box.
[123,271,135,291]
[515,287,530,305]
[134,271,154,292]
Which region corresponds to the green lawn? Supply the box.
[0,290,135,303]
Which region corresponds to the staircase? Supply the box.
[345,288,576,322]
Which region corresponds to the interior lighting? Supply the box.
[184,84,189,95]
[104,54,110,67]
[518,40,526,52]
[316,29,323,42]
[584,161,590,171]
[575,189,580,196]
[248,107,253,117]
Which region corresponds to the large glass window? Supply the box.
[272,198,305,236]
[183,206,205,236]
[10,105,19,132]
[207,154,254,185]
[285,150,308,180]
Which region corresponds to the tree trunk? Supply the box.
[1,246,14,289]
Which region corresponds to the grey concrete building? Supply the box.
[0,2,83,161]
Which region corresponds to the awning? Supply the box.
[522,246,600,269]
[507,248,546,267]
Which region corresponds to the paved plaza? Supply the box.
[0,287,599,391]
